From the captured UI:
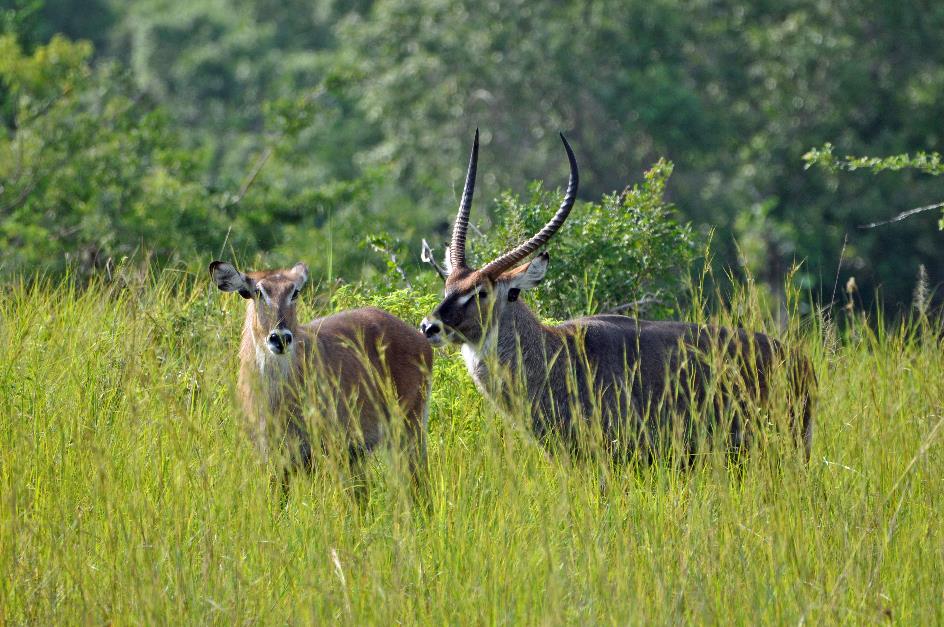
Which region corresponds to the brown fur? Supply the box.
[212,261,433,482]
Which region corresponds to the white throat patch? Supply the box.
[461,324,497,384]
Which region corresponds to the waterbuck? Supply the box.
[210,260,433,486]
[420,131,814,461]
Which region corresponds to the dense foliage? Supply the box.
[467,160,694,318]
[0,34,218,271]
[2,0,943,309]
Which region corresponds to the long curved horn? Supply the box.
[480,133,578,277]
[450,128,479,271]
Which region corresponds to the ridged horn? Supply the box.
[480,133,578,277]
[450,128,479,271]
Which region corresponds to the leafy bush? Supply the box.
[804,143,944,176]
[0,34,223,274]
[0,30,417,283]
[471,159,695,319]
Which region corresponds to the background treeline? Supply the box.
[2,0,943,310]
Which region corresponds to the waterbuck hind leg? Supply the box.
[389,398,430,507]
[784,349,816,462]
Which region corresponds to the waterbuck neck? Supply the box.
[461,300,562,395]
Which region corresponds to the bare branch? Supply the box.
[858,200,944,229]
[368,238,412,289]
[421,238,448,281]
[606,292,664,314]
[0,179,39,215]
[223,147,273,209]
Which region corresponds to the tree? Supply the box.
[0,34,221,273]
[337,0,944,307]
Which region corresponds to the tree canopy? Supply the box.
[2,0,942,309]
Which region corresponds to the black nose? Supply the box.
[421,321,441,338]
[267,329,293,353]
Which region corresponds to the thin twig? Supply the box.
[617,184,632,205]
[224,147,273,209]
[0,150,75,215]
[468,222,485,238]
[607,292,664,314]
[829,234,848,312]
[369,240,412,289]
[858,200,944,229]
[17,83,74,128]
[0,179,39,215]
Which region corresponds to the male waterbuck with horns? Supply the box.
[210,260,433,485]
[420,131,815,461]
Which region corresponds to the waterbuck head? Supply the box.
[420,130,578,346]
[209,261,309,355]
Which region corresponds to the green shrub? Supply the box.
[472,159,695,319]
[0,34,222,274]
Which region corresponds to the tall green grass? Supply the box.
[1,266,942,624]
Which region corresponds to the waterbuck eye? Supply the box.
[477,289,489,300]
[291,289,300,301]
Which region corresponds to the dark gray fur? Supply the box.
[466,301,815,461]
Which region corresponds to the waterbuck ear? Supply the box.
[290,262,309,287]
[209,261,253,299]
[421,239,447,281]
[504,252,549,292]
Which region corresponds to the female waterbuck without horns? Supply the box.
[420,131,815,461]
[210,260,433,485]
